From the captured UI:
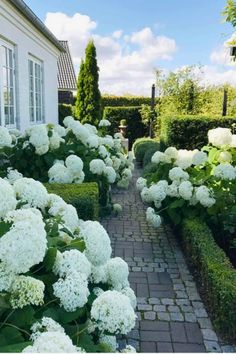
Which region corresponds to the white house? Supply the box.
[0,0,64,131]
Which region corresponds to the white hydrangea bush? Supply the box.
[0,176,136,352]
[137,127,236,230]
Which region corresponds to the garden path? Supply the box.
[101,166,234,353]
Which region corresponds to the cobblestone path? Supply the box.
[101,166,235,353]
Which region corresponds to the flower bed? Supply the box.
[0,176,136,352]
[0,117,134,211]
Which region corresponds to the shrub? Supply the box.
[101,95,152,108]
[58,104,74,125]
[44,182,99,220]
[143,144,160,167]
[103,106,147,147]
[160,115,236,150]
[182,218,236,339]
[132,138,159,163]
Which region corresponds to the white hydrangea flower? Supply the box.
[121,345,137,353]
[99,119,111,127]
[53,271,89,312]
[195,186,216,208]
[141,187,152,203]
[13,177,49,210]
[0,178,17,219]
[84,123,98,135]
[120,287,137,309]
[114,132,123,139]
[136,177,147,192]
[151,151,170,164]
[53,249,91,278]
[208,127,232,147]
[79,221,112,266]
[112,156,122,171]
[54,124,66,137]
[122,168,132,181]
[28,125,49,155]
[106,257,129,290]
[164,146,178,159]
[65,155,84,174]
[169,167,189,183]
[178,181,193,200]
[102,135,114,148]
[48,162,74,184]
[30,317,65,342]
[63,116,75,127]
[104,166,117,183]
[113,203,122,213]
[0,126,12,147]
[91,290,136,334]
[149,184,167,203]
[0,262,15,291]
[6,168,23,184]
[90,264,108,284]
[99,334,117,351]
[105,156,113,167]
[192,150,208,166]
[175,149,194,169]
[49,131,64,150]
[230,134,236,147]
[146,207,161,228]
[218,151,232,163]
[166,181,179,198]
[0,209,47,273]
[23,331,83,352]
[48,194,79,232]
[10,275,45,309]
[90,159,106,175]
[87,135,99,149]
[213,163,236,180]
[99,145,109,158]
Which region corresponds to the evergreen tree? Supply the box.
[75,40,101,125]
[75,59,86,120]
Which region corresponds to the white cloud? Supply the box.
[45,12,177,95]
[210,45,234,67]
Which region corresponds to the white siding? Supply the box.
[0,0,60,131]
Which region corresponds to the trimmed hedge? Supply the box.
[182,218,236,339]
[143,145,160,167]
[45,182,99,221]
[103,106,148,147]
[160,115,236,150]
[101,95,153,108]
[132,138,159,164]
[58,104,74,125]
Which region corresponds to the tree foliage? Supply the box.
[223,0,236,27]
[75,41,101,125]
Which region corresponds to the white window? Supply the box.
[28,56,44,124]
[0,39,16,128]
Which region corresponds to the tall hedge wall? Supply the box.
[101,95,153,108]
[160,115,236,150]
[58,104,74,125]
[103,106,148,147]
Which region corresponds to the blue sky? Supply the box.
[25,0,236,95]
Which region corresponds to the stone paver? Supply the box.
[101,166,234,352]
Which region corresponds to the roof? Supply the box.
[8,0,65,52]
[58,40,77,91]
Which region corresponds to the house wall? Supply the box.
[0,0,61,131]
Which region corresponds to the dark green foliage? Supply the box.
[160,115,236,150]
[75,41,101,125]
[58,104,74,125]
[132,138,159,163]
[103,106,147,147]
[182,218,236,339]
[143,144,160,166]
[101,95,152,108]
[44,182,99,220]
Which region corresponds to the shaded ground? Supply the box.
[102,166,236,353]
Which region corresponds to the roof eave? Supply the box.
[9,0,65,52]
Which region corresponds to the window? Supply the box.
[0,39,16,127]
[28,56,44,123]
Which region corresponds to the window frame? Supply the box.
[0,38,17,128]
[28,55,44,124]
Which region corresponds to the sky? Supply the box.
[25,0,236,95]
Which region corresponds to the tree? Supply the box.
[75,59,86,119]
[223,0,236,27]
[75,40,101,125]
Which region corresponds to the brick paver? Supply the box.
[101,166,235,353]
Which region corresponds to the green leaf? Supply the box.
[58,306,87,324]
[65,239,86,252]
[169,199,185,209]
[0,341,31,352]
[0,222,12,238]
[8,306,35,328]
[43,247,57,272]
[0,327,24,345]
